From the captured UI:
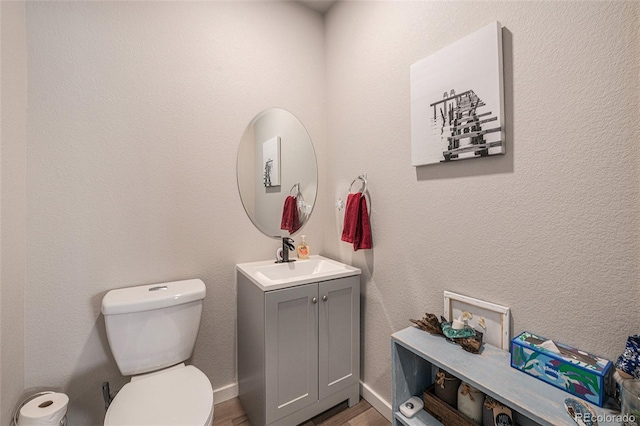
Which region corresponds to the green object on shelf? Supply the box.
[441,322,476,339]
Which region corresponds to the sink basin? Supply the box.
[236,255,361,291]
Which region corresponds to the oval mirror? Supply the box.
[237,108,318,238]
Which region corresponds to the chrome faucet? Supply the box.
[278,237,296,263]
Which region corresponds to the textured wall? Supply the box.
[13,1,640,423]
[24,2,325,423]
[1,0,27,423]
[324,1,640,403]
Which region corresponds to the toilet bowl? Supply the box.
[101,279,214,426]
[104,364,213,426]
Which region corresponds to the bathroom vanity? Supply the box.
[236,256,361,426]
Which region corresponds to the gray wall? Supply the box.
[1,1,27,423]
[323,1,640,403]
[22,2,325,423]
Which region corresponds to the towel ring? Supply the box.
[348,174,367,196]
[290,183,301,197]
[346,173,371,217]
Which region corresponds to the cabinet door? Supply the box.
[265,283,319,424]
[318,276,360,400]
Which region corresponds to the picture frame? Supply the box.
[411,21,505,165]
[443,290,511,351]
[262,136,281,187]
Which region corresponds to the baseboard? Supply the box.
[360,381,392,421]
[213,382,238,403]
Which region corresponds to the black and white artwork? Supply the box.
[411,21,505,166]
[262,136,280,187]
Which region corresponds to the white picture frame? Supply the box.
[411,21,505,165]
[444,290,511,351]
[262,136,280,187]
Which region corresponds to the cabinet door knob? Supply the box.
[312,297,318,304]
[322,295,328,301]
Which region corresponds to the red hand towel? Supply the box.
[354,195,372,250]
[341,193,361,243]
[280,195,300,234]
[341,192,372,251]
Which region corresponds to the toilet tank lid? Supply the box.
[102,279,206,315]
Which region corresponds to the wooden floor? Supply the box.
[212,397,390,426]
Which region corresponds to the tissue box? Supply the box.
[510,332,612,407]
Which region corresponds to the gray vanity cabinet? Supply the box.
[317,277,360,400]
[265,283,319,422]
[237,273,360,426]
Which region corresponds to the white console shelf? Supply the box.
[391,326,620,426]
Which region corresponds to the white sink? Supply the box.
[236,255,361,291]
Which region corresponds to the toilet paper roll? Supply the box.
[18,392,69,426]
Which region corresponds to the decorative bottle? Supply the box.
[483,395,514,426]
[457,382,484,424]
[297,235,310,259]
[434,368,460,408]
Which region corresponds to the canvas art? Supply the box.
[444,291,511,351]
[411,21,505,166]
[262,136,280,187]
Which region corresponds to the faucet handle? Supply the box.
[282,237,295,251]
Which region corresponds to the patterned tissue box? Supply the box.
[510,331,612,407]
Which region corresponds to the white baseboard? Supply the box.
[360,381,392,421]
[213,382,238,403]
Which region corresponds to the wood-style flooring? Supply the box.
[212,397,390,426]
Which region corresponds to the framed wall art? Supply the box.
[262,136,280,187]
[411,21,505,166]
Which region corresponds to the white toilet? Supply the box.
[101,279,214,426]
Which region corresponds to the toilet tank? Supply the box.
[101,279,206,376]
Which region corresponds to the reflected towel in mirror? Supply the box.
[280,195,300,234]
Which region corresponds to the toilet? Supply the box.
[101,279,214,426]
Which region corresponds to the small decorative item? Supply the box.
[457,382,484,424]
[410,312,484,354]
[483,396,514,426]
[616,335,640,379]
[441,322,476,339]
[410,313,445,336]
[399,396,424,418]
[457,332,483,354]
[477,317,487,330]
[411,21,505,166]
[434,368,461,408]
[564,397,598,426]
[450,310,473,330]
[483,396,498,426]
[262,136,280,187]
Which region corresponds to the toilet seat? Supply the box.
[104,364,213,426]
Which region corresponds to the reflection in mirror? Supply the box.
[237,108,318,239]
